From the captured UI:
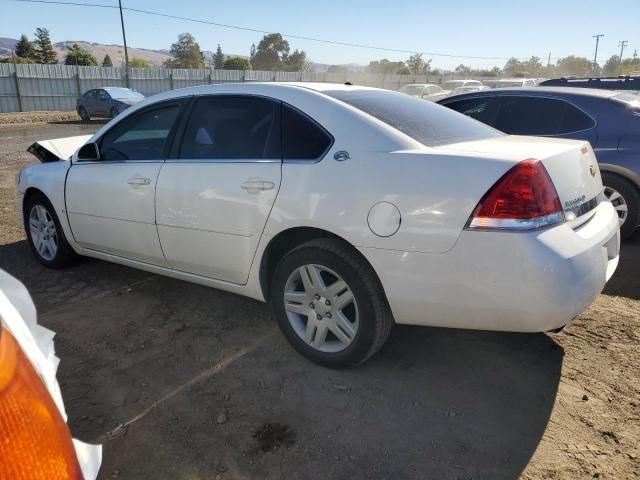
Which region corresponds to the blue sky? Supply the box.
[2,0,638,69]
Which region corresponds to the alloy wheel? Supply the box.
[283,264,359,353]
[29,204,58,261]
[604,186,628,226]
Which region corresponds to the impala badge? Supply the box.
[589,163,597,177]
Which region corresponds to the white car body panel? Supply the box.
[16,82,620,333]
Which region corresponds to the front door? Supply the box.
[155,95,282,284]
[66,100,184,265]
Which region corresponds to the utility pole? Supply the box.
[118,0,130,87]
[618,40,628,63]
[633,49,638,61]
[592,34,604,73]
[547,52,551,68]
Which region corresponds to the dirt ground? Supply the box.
[0,111,82,125]
[0,123,638,480]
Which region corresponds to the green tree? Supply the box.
[15,34,36,61]
[129,57,150,68]
[396,66,411,75]
[521,56,543,76]
[283,49,309,72]
[406,53,431,74]
[64,43,98,66]
[503,57,524,76]
[455,64,471,75]
[213,44,224,69]
[252,33,290,70]
[164,33,204,69]
[366,59,406,74]
[249,43,256,68]
[34,28,57,64]
[223,56,251,70]
[0,55,35,64]
[621,57,640,75]
[555,56,592,76]
[102,54,113,67]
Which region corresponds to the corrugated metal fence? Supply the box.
[0,63,458,113]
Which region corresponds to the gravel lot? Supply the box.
[1,123,638,480]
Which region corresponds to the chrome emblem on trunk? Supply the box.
[589,163,597,177]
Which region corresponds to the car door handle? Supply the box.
[241,180,275,192]
[127,176,151,186]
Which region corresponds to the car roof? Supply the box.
[441,86,621,101]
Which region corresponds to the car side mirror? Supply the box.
[77,142,100,161]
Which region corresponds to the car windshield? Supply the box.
[401,85,424,96]
[107,88,145,100]
[325,89,502,147]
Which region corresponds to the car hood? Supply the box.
[27,135,92,162]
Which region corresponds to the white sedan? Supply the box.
[17,83,620,368]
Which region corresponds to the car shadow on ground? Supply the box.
[0,239,565,479]
[603,228,640,300]
[47,119,108,126]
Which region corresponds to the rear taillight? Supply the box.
[0,327,83,480]
[467,159,564,231]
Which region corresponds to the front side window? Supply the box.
[97,90,108,102]
[282,104,333,160]
[84,90,96,99]
[179,96,281,160]
[326,89,501,147]
[444,97,500,126]
[99,103,181,160]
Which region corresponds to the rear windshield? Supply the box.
[107,88,144,100]
[325,89,502,147]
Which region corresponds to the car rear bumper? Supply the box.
[360,201,620,332]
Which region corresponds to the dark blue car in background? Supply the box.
[76,87,145,121]
[438,87,640,238]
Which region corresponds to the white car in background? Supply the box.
[17,83,620,368]
[399,83,448,101]
[440,79,484,95]
[451,85,491,95]
[485,78,537,88]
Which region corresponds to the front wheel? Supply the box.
[24,193,79,268]
[271,238,393,368]
[602,173,639,240]
[78,106,90,122]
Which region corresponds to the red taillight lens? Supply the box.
[0,327,83,480]
[467,159,564,231]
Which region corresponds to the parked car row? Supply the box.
[400,78,542,102]
[20,82,620,368]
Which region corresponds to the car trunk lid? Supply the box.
[27,135,92,163]
[437,135,604,227]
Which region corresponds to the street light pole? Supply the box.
[118,0,130,87]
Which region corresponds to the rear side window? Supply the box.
[282,104,332,160]
[84,90,96,99]
[179,96,281,160]
[100,104,181,160]
[326,89,501,147]
[495,97,594,135]
[443,97,500,126]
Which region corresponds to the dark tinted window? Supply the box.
[179,96,281,160]
[282,104,332,160]
[443,97,500,126]
[100,104,181,160]
[84,90,96,99]
[495,97,594,135]
[326,89,501,147]
[97,90,109,101]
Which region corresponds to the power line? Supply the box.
[12,0,543,62]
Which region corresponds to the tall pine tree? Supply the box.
[213,44,224,69]
[34,28,57,64]
[102,54,113,67]
[15,34,36,61]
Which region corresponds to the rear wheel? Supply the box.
[24,193,79,268]
[271,238,393,369]
[602,173,639,240]
[78,107,90,122]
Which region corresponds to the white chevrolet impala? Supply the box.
[17,83,620,368]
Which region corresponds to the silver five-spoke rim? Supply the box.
[604,186,628,226]
[29,204,58,261]
[284,264,359,353]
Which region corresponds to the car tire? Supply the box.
[271,238,394,369]
[24,192,79,269]
[110,107,118,119]
[602,173,639,240]
[79,107,90,122]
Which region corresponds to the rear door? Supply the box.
[66,100,184,265]
[155,95,282,284]
[83,90,97,115]
[95,89,110,117]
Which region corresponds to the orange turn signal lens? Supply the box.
[0,327,83,480]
